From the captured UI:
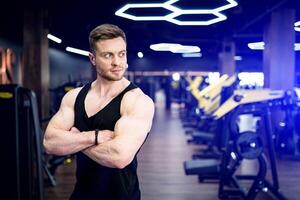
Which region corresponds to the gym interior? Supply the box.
[1,0,300,199]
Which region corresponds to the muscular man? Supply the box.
[43,24,155,200]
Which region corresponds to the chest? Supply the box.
[84,94,114,118]
[78,93,122,131]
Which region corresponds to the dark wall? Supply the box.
[128,51,265,72]
[236,53,263,72]
[2,37,300,87]
[128,52,218,71]
[49,48,93,88]
[0,38,93,88]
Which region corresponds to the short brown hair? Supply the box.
[89,24,126,53]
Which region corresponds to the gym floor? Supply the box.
[45,104,300,200]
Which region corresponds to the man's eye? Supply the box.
[119,52,126,57]
[103,54,112,59]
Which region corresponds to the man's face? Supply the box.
[89,37,127,81]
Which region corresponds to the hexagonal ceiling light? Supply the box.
[115,0,238,25]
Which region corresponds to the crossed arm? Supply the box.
[43,88,155,169]
[83,93,154,168]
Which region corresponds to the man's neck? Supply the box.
[92,77,129,98]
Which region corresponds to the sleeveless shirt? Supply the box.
[70,82,140,200]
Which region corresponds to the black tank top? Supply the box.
[70,82,140,200]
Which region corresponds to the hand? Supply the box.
[98,130,114,143]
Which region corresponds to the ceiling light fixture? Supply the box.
[182,53,202,58]
[66,47,90,56]
[234,56,242,61]
[150,43,200,53]
[295,43,300,51]
[47,34,62,43]
[150,43,181,51]
[137,52,144,58]
[115,0,238,26]
[295,21,300,32]
[248,42,300,51]
[170,45,200,53]
[172,72,180,81]
[248,42,265,50]
[238,72,264,87]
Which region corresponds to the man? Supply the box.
[43,24,155,200]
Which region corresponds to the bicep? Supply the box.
[48,106,74,131]
[113,95,154,152]
[114,116,149,142]
[46,91,77,132]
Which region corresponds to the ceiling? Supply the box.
[0,0,299,71]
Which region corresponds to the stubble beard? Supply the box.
[99,70,125,81]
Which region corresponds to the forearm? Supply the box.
[44,127,94,155]
[82,120,151,168]
[83,139,130,169]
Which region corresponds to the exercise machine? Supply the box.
[184,89,288,200]
[0,84,44,200]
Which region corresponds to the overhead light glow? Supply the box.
[182,53,202,58]
[295,21,300,32]
[230,152,237,160]
[208,72,220,84]
[47,34,62,43]
[66,47,90,56]
[234,56,242,61]
[115,0,238,26]
[170,45,200,53]
[150,43,200,53]
[172,72,180,81]
[238,72,264,87]
[248,41,300,51]
[295,43,300,51]
[248,42,265,50]
[137,52,144,58]
[150,43,181,51]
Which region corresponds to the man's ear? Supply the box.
[89,52,96,66]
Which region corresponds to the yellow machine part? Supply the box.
[0,92,13,99]
[213,89,284,119]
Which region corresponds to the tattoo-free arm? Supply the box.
[43,88,96,155]
[83,93,154,168]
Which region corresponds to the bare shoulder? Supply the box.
[48,86,83,129]
[123,88,154,106]
[122,88,155,115]
[60,86,83,108]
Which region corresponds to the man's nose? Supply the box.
[111,56,121,66]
